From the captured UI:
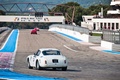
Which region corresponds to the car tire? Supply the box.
[36,61,41,70]
[27,59,33,69]
[62,67,67,71]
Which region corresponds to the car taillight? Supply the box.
[45,60,47,64]
[64,60,66,64]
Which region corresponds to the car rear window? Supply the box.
[42,50,60,55]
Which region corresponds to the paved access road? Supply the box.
[14,29,120,80]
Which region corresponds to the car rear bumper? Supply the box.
[40,63,67,68]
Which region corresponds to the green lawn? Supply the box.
[91,33,102,36]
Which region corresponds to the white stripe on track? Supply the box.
[63,45,78,52]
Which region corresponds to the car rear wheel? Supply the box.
[36,61,41,70]
[62,67,67,71]
[27,59,33,69]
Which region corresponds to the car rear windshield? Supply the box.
[42,50,60,55]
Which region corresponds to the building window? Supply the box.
[104,23,107,29]
[116,23,119,29]
[88,19,92,21]
[112,23,114,30]
[108,23,110,29]
[100,23,103,30]
[93,23,96,30]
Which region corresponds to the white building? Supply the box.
[81,0,120,31]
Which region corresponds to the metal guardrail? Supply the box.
[103,30,120,44]
[49,24,89,35]
[0,27,8,34]
[0,28,12,47]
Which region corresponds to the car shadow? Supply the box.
[39,68,82,72]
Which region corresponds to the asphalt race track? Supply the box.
[11,29,120,80]
[0,29,65,80]
[1,29,120,80]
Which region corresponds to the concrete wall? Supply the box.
[49,24,120,51]
[101,40,113,50]
[49,24,102,43]
[101,40,120,51]
[89,36,101,44]
[113,44,120,51]
[49,27,89,42]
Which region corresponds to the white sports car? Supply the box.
[26,48,67,71]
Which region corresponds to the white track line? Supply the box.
[63,45,78,52]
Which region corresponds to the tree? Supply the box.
[50,2,84,25]
[0,10,5,15]
[50,2,110,26]
[86,4,110,16]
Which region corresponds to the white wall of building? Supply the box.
[81,22,93,30]
[93,18,120,30]
[81,16,120,31]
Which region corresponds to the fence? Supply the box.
[103,30,120,44]
[49,24,89,35]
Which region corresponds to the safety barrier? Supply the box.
[0,27,9,34]
[0,27,12,48]
[49,24,90,42]
[49,24,102,43]
[49,24,89,35]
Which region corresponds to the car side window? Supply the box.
[35,50,41,56]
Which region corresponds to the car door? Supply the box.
[33,50,41,66]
